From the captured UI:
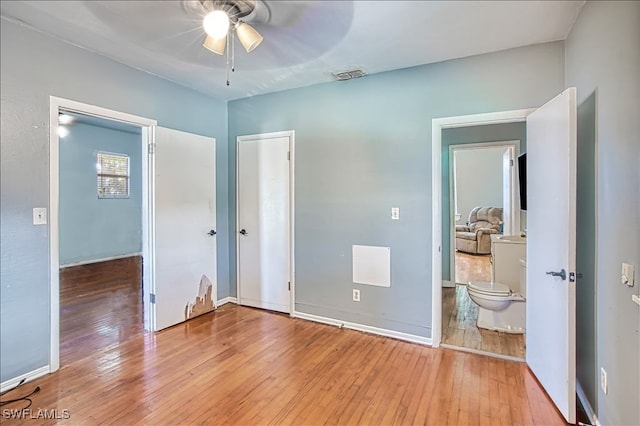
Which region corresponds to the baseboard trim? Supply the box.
[442,280,456,288]
[216,296,237,307]
[60,253,142,269]
[576,380,599,426]
[441,343,525,362]
[292,310,432,346]
[0,366,50,393]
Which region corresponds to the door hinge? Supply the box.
[288,281,291,291]
[510,159,514,166]
[287,151,290,161]
[148,143,156,154]
[150,293,156,304]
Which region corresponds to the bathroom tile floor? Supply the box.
[442,252,525,359]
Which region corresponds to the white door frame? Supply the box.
[49,96,157,372]
[235,130,295,314]
[448,140,521,285]
[431,108,534,347]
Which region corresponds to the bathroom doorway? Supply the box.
[439,124,526,360]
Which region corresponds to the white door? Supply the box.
[153,127,217,331]
[526,87,577,423]
[502,147,515,235]
[237,132,292,313]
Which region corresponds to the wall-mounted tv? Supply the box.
[518,152,527,211]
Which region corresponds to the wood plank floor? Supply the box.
[1,304,565,425]
[59,256,143,365]
[444,252,525,359]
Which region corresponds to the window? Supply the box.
[97,151,130,198]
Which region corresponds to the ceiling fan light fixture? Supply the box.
[203,35,226,55]
[203,10,230,39]
[236,21,263,53]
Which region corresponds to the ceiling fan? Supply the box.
[190,0,269,85]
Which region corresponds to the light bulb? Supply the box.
[203,10,230,39]
[57,126,69,138]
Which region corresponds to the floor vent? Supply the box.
[332,68,367,81]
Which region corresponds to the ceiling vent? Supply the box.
[332,68,367,81]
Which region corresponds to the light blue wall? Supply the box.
[59,122,142,265]
[0,18,229,383]
[441,123,527,281]
[565,2,640,424]
[229,42,564,337]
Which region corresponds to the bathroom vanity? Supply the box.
[491,234,527,289]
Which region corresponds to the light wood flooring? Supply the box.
[443,252,525,359]
[59,256,143,366]
[2,304,564,425]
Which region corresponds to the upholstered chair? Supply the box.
[455,207,503,254]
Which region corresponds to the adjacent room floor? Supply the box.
[59,256,144,366]
[5,304,564,425]
[442,251,525,359]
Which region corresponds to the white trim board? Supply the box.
[431,108,535,348]
[440,343,524,363]
[216,296,238,306]
[49,96,157,374]
[0,366,50,393]
[576,381,600,426]
[60,253,142,269]
[293,311,432,346]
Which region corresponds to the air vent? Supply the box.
[332,68,367,81]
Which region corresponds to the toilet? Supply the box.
[467,259,527,334]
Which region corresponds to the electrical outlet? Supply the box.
[391,207,400,220]
[600,367,608,395]
[352,289,360,302]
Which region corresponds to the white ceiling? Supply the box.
[1,1,585,101]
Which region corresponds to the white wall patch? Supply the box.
[352,245,390,287]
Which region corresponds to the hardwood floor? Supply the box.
[444,252,525,359]
[455,251,492,284]
[59,256,143,365]
[1,305,565,425]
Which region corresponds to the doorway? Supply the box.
[443,137,524,359]
[57,111,145,366]
[49,96,156,372]
[236,131,295,314]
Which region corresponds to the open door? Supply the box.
[152,127,217,331]
[526,87,577,423]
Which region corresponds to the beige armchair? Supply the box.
[455,207,503,254]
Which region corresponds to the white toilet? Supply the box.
[467,259,527,333]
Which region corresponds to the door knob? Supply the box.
[207,229,216,236]
[546,269,567,280]
[239,229,248,235]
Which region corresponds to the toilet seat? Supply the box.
[468,281,511,297]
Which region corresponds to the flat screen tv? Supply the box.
[518,153,527,211]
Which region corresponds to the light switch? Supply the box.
[33,207,47,225]
[621,262,635,287]
[391,207,400,220]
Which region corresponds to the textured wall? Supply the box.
[0,18,228,383]
[565,2,640,424]
[228,42,564,337]
[59,122,142,265]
